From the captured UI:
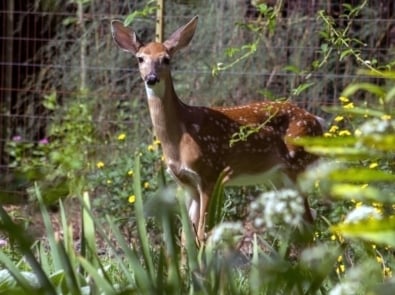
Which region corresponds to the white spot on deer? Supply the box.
[192,124,200,133]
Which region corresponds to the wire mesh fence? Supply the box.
[0,0,394,202]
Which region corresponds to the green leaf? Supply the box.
[206,169,227,231]
[78,257,115,295]
[0,257,36,293]
[356,69,395,80]
[361,134,395,151]
[292,82,315,96]
[341,82,386,99]
[384,86,395,103]
[292,136,358,147]
[332,217,395,246]
[330,183,393,202]
[303,145,373,160]
[283,65,301,74]
[329,168,395,182]
[42,92,58,110]
[322,105,386,118]
[339,48,353,61]
[133,155,155,283]
[81,192,97,264]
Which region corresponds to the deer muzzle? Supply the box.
[145,73,160,85]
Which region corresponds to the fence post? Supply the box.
[155,0,164,42]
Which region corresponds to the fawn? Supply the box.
[111,16,323,242]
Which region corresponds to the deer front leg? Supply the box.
[187,189,200,236]
[196,187,213,243]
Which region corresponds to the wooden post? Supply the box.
[155,0,164,42]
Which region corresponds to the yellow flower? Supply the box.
[334,115,344,122]
[324,132,333,137]
[127,170,134,176]
[354,129,362,136]
[338,130,351,136]
[329,125,339,133]
[128,195,136,203]
[384,267,392,278]
[144,182,150,189]
[343,102,354,109]
[153,138,161,146]
[339,96,350,103]
[96,161,105,169]
[106,179,112,184]
[147,144,155,152]
[369,162,378,169]
[373,202,383,214]
[381,114,392,120]
[376,255,383,264]
[336,264,345,274]
[117,133,126,141]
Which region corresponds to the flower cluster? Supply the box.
[356,117,395,136]
[324,96,354,137]
[207,222,243,249]
[93,134,165,218]
[250,189,305,229]
[344,205,382,224]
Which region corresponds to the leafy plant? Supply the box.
[5,93,95,204]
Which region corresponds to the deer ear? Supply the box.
[163,16,198,55]
[111,20,143,55]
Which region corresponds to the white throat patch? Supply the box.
[145,80,165,99]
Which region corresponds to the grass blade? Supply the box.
[35,185,81,294]
[105,216,154,293]
[206,169,227,231]
[0,203,56,294]
[0,251,37,293]
[133,154,155,282]
[78,256,115,294]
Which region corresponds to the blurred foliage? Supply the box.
[1,1,395,294]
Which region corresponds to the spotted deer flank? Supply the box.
[111,16,324,243]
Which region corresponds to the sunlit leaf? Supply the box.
[329,168,395,182]
[341,82,386,98]
[332,217,395,246]
[384,86,395,103]
[292,136,358,147]
[357,69,395,80]
[330,183,393,202]
[361,134,395,151]
[303,146,373,160]
[322,106,386,118]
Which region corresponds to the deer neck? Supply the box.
[144,73,184,161]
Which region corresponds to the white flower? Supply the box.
[329,281,360,295]
[250,189,305,229]
[358,118,395,136]
[208,222,243,248]
[344,205,381,224]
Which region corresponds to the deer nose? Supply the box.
[145,73,160,85]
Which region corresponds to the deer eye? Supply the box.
[162,56,170,65]
[137,56,144,63]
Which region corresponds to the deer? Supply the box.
[111,16,324,243]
